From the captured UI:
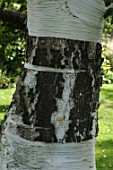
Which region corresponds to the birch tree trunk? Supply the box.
[0,0,105,170]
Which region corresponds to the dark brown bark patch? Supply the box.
[1,38,103,143]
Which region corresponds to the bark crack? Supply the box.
[63,0,79,19]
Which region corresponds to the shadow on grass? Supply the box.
[101,88,113,101]
[0,105,9,124]
[96,139,113,170]
[0,105,9,113]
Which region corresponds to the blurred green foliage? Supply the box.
[102,17,113,84]
[0,0,26,84]
[104,0,113,24]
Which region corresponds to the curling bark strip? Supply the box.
[1,115,96,170]
[27,0,105,42]
[24,63,86,74]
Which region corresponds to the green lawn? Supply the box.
[96,84,113,170]
[0,84,113,170]
[0,88,15,123]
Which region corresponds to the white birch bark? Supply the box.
[1,115,96,170]
[27,0,105,42]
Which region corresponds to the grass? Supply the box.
[0,88,15,123]
[96,84,113,170]
[0,84,113,170]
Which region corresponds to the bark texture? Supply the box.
[27,0,105,42]
[1,37,103,143]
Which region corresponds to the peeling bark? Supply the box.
[27,0,105,42]
[1,37,103,143]
[0,36,103,170]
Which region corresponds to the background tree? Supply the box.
[0,0,26,88]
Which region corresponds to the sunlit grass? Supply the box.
[0,88,15,123]
[0,84,113,170]
[96,84,113,170]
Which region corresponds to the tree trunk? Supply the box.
[0,0,105,170]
